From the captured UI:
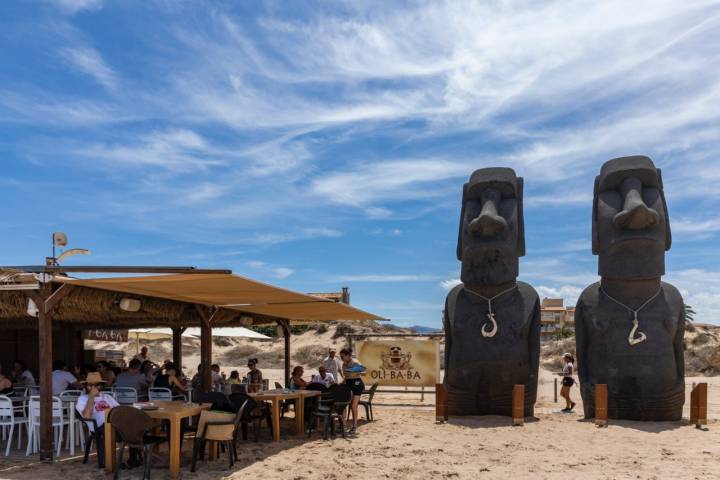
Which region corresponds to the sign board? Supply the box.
[356,340,439,387]
[84,329,129,342]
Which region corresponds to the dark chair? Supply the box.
[307,384,352,439]
[107,406,167,480]
[228,392,270,442]
[359,383,379,421]
[200,391,234,412]
[76,409,105,468]
[190,408,244,472]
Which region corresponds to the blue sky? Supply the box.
[1,0,720,327]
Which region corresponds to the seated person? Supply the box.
[76,372,119,465]
[227,370,241,385]
[115,358,149,399]
[153,363,187,397]
[289,366,308,390]
[95,361,116,386]
[52,360,80,395]
[0,370,12,395]
[245,358,263,389]
[12,361,35,386]
[310,365,336,388]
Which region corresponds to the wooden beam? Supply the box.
[276,319,291,388]
[172,327,184,372]
[25,283,73,462]
[2,265,232,274]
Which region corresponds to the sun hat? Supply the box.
[81,371,107,384]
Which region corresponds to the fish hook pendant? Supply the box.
[627,313,647,346]
[481,312,497,338]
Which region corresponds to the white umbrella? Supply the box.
[129,327,269,340]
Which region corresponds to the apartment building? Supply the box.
[540,298,576,341]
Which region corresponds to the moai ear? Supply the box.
[657,168,672,251]
[516,177,526,257]
[591,175,600,255]
[456,183,468,261]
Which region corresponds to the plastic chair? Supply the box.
[76,409,104,468]
[113,387,138,405]
[59,390,85,451]
[307,384,352,439]
[359,383,379,421]
[148,387,172,401]
[228,393,270,442]
[26,396,69,457]
[190,408,243,472]
[107,406,166,480]
[1,394,29,456]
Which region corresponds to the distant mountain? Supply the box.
[407,325,442,334]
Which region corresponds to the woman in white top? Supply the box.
[560,353,576,412]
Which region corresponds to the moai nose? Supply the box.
[469,189,509,237]
[613,176,659,230]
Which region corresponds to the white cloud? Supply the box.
[665,269,720,325]
[440,278,461,290]
[272,267,295,279]
[671,217,720,237]
[536,285,584,307]
[48,0,102,14]
[60,46,116,90]
[246,261,294,279]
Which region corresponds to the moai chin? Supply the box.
[576,155,685,421]
[443,167,540,417]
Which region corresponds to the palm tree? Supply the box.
[683,304,696,323]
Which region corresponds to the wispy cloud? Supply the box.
[48,0,103,14]
[334,274,439,283]
[60,46,116,91]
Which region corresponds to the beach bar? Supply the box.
[0,265,383,463]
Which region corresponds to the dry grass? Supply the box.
[292,344,327,368]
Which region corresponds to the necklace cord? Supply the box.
[465,284,518,316]
[600,286,662,316]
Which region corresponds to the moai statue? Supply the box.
[576,156,685,421]
[443,167,540,416]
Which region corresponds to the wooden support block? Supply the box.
[512,384,524,426]
[595,384,608,427]
[435,383,448,423]
[692,383,708,427]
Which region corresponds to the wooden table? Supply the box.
[104,401,211,479]
[248,389,321,442]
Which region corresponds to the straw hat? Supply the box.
[81,372,107,385]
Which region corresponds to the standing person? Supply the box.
[134,346,150,363]
[340,348,366,435]
[211,364,225,392]
[560,353,576,412]
[52,360,80,395]
[245,358,263,390]
[76,372,119,467]
[322,347,343,381]
[12,361,35,386]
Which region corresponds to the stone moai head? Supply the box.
[592,156,672,278]
[456,167,525,286]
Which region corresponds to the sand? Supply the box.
[2,398,718,480]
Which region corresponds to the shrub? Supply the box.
[292,345,327,368]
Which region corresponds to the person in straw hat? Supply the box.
[76,371,119,466]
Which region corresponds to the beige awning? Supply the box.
[55,273,385,323]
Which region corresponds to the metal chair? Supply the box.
[148,387,172,401]
[1,394,29,456]
[113,387,139,405]
[108,406,166,480]
[359,383,379,421]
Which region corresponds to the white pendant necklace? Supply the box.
[600,286,662,346]
[465,284,518,338]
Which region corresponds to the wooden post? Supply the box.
[27,283,73,462]
[595,384,608,427]
[172,327,184,372]
[691,383,708,428]
[196,306,218,394]
[435,383,448,422]
[512,384,525,426]
[277,319,291,388]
